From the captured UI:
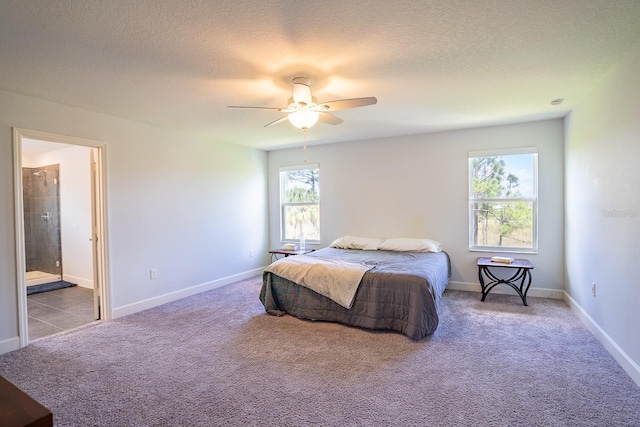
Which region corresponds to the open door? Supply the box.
[90,148,101,320]
[13,128,110,347]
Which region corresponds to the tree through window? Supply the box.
[469,149,538,252]
[280,165,320,242]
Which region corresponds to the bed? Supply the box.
[259,244,451,340]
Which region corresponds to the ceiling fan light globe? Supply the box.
[288,110,320,129]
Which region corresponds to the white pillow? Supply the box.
[378,238,442,253]
[329,235,383,250]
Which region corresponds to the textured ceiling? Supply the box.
[2,0,640,150]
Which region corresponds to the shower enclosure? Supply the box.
[23,164,62,287]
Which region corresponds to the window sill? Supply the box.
[469,247,538,255]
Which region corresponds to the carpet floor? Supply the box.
[0,276,638,426]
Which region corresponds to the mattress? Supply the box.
[260,247,451,340]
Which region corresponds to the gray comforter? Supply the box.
[260,247,451,340]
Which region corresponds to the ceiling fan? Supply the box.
[228,77,377,130]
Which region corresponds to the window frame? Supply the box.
[468,147,538,254]
[279,164,320,243]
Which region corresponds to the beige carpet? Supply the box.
[0,276,639,426]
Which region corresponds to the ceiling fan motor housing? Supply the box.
[292,77,313,106]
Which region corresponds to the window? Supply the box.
[469,148,538,252]
[280,165,320,242]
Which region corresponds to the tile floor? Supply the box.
[27,286,96,341]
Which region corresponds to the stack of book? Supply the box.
[491,256,514,264]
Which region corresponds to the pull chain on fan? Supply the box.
[302,128,308,163]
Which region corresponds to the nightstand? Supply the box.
[477,257,534,306]
[269,249,315,262]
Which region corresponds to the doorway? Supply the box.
[13,128,110,347]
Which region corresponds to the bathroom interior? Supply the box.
[23,165,63,288]
[22,138,98,339]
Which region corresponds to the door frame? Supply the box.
[13,128,111,347]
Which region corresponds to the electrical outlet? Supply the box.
[150,268,158,280]
[56,260,60,267]
[249,249,253,257]
[591,282,596,297]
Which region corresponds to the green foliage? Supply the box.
[284,168,319,203]
[286,187,317,203]
[284,205,320,240]
[282,168,320,240]
[471,156,532,248]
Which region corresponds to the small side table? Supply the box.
[269,249,315,263]
[477,257,534,306]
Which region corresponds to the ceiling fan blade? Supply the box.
[316,97,377,111]
[264,116,289,128]
[228,105,288,111]
[318,112,344,125]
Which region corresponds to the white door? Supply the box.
[90,149,101,319]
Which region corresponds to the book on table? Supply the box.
[491,256,514,264]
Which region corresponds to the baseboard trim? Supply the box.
[112,267,265,319]
[447,282,640,386]
[63,274,93,289]
[0,337,20,355]
[564,292,640,387]
[447,281,564,300]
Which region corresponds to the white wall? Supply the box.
[267,119,565,296]
[24,144,94,288]
[0,89,269,353]
[565,40,640,383]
